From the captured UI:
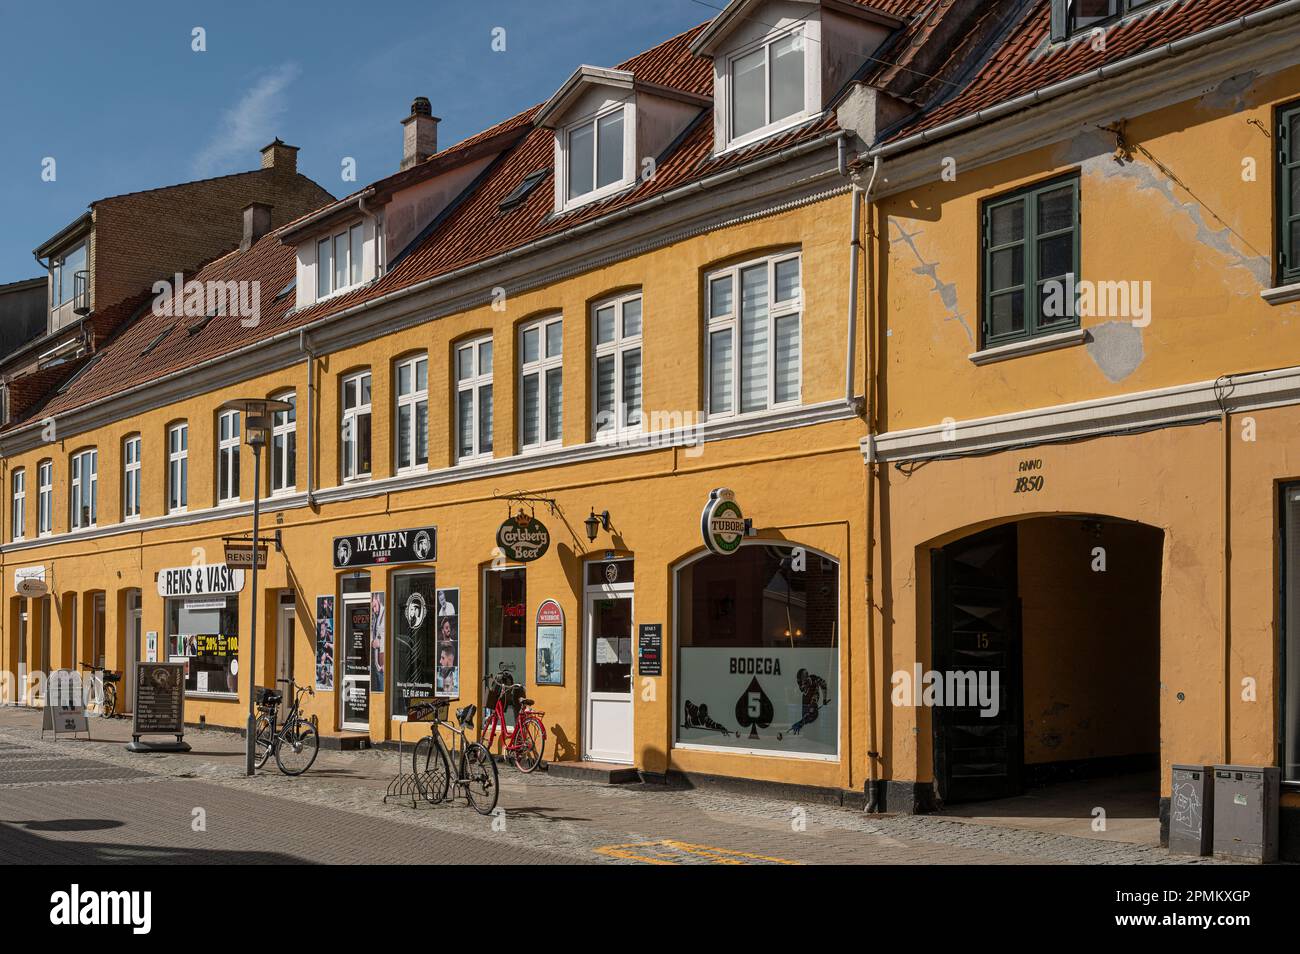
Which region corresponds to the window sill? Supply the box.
[719,112,818,157]
[560,179,635,214]
[185,691,239,701]
[969,328,1087,366]
[1261,282,1300,306]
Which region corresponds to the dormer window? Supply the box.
[316,223,364,299]
[51,242,88,307]
[729,28,805,145]
[536,64,709,214]
[566,106,629,204]
[1051,0,1160,39]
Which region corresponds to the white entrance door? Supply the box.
[584,581,633,763]
[340,595,371,732]
[276,598,295,689]
[124,591,142,714]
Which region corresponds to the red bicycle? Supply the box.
[479,670,547,773]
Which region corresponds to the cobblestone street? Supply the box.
[0,708,1227,865]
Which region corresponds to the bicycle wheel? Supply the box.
[102,683,117,719]
[412,734,450,804]
[254,714,274,769]
[461,742,499,815]
[274,718,320,776]
[511,717,546,773]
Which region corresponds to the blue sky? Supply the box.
[0,0,713,284]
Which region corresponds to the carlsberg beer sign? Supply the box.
[701,488,747,555]
[496,510,551,562]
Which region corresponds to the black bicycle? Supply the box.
[409,701,498,815]
[255,679,320,776]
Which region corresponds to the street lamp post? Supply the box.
[221,398,292,777]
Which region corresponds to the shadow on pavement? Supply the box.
[0,820,310,865]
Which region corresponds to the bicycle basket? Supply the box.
[255,686,281,708]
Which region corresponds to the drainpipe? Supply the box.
[1220,398,1231,764]
[299,330,317,506]
[849,153,883,811]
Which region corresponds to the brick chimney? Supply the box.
[401,97,439,170]
[242,202,274,250]
[260,139,299,175]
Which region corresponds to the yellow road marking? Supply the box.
[594,838,801,865]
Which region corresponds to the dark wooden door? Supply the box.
[931,525,1023,803]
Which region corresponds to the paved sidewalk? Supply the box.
[0,706,1223,865]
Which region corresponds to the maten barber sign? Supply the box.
[157,563,245,598]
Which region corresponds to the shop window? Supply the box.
[981,174,1080,348]
[341,371,372,481]
[518,316,562,451]
[217,409,241,505]
[394,354,429,473]
[706,252,801,418]
[166,595,240,696]
[37,459,52,535]
[675,543,839,758]
[391,570,438,718]
[1279,99,1300,287]
[456,335,493,463]
[123,435,141,520]
[270,392,296,494]
[484,567,526,682]
[591,291,642,439]
[167,422,188,513]
[10,468,24,541]
[69,448,97,530]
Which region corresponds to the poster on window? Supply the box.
[435,588,460,698]
[370,592,386,692]
[677,649,838,757]
[315,596,335,691]
[392,572,436,717]
[534,599,564,686]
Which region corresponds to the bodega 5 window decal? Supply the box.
[676,543,838,758]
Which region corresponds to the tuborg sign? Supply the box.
[333,526,436,569]
[701,487,748,555]
[496,511,550,562]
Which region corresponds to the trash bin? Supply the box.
[1212,765,1280,863]
[1169,764,1213,856]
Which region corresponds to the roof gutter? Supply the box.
[862,0,1300,161]
[280,188,377,244]
[0,128,848,446]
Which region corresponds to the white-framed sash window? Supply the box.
[270,392,296,495]
[217,409,241,504]
[341,371,373,481]
[37,460,52,536]
[519,316,563,451]
[11,468,25,541]
[592,291,642,439]
[456,335,494,463]
[168,423,188,513]
[395,355,429,473]
[123,435,141,520]
[70,448,98,530]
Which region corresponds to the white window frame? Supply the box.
[11,468,25,542]
[724,25,811,152]
[168,423,188,514]
[123,435,142,521]
[591,291,643,440]
[560,103,633,211]
[216,409,241,505]
[394,354,429,474]
[705,251,803,420]
[270,391,296,496]
[315,222,366,300]
[341,370,373,482]
[37,460,52,536]
[455,335,494,464]
[69,448,97,530]
[518,315,563,453]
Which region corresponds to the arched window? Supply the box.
[675,542,838,758]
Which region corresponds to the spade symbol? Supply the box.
[735,676,774,740]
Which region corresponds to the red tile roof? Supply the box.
[885,0,1291,143]
[6,0,1292,432]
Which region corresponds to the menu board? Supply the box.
[638,623,663,677]
[133,662,186,736]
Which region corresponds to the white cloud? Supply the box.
[192,63,300,177]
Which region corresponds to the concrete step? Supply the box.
[319,732,371,751]
[546,760,639,784]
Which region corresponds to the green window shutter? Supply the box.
[1282,104,1299,284]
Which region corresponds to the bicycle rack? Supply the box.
[383,719,440,810]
